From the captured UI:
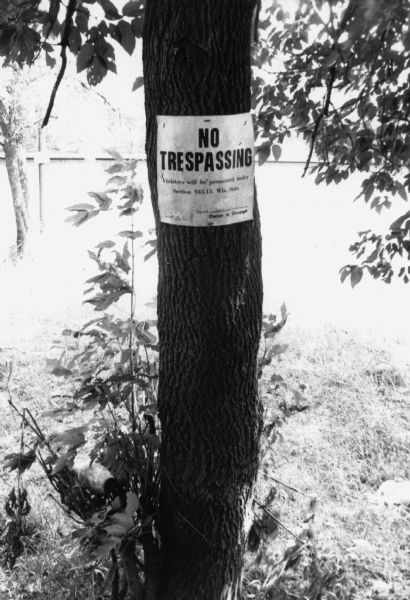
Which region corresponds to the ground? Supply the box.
[254,325,410,599]
[0,301,409,599]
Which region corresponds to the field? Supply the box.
[0,276,409,599]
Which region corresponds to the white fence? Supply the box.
[1,153,410,336]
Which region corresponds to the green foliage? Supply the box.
[0,0,144,87]
[3,450,36,474]
[253,0,410,285]
[1,487,34,569]
[258,303,288,377]
[5,0,409,286]
[257,305,310,462]
[243,545,350,600]
[2,153,159,595]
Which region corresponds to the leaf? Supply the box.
[124,492,139,515]
[107,175,127,187]
[69,26,82,53]
[390,210,410,231]
[67,203,96,212]
[257,141,271,166]
[118,230,143,239]
[4,450,36,473]
[94,538,122,560]
[48,0,60,23]
[105,148,123,160]
[99,0,120,19]
[87,55,108,85]
[350,266,363,288]
[104,523,128,538]
[263,322,283,338]
[88,192,112,210]
[66,210,97,227]
[396,183,408,201]
[76,43,94,72]
[367,104,377,120]
[109,511,134,532]
[365,247,380,264]
[96,240,115,250]
[272,144,282,161]
[364,184,374,203]
[75,7,90,32]
[108,22,120,42]
[45,52,56,68]
[131,16,143,37]
[87,249,99,262]
[98,20,109,36]
[132,76,144,91]
[86,290,129,311]
[105,162,125,174]
[339,266,350,284]
[48,427,87,450]
[122,1,143,17]
[118,20,135,55]
[144,247,157,261]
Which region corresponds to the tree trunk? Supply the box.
[143,2,262,599]
[3,137,30,256]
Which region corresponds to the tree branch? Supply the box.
[329,99,358,169]
[79,81,120,113]
[338,0,358,35]
[302,64,336,177]
[42,0,77,128]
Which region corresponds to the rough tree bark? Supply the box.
[0,97,30,257]
[2,137,30,256]
[143,1,262,599]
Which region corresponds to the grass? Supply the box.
[254,325,410,599]
[1,303,410,599]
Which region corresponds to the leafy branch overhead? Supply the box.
[253,0,410,286]
[0,1,144,125]
[3,0,410,287]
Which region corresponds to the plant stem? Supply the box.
[129,202,137,436]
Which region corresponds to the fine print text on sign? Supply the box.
[156,113,254,226]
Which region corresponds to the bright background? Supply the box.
[1,152,410,339]
[1,46,410,341]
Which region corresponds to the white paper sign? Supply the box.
[157,113,254,226]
